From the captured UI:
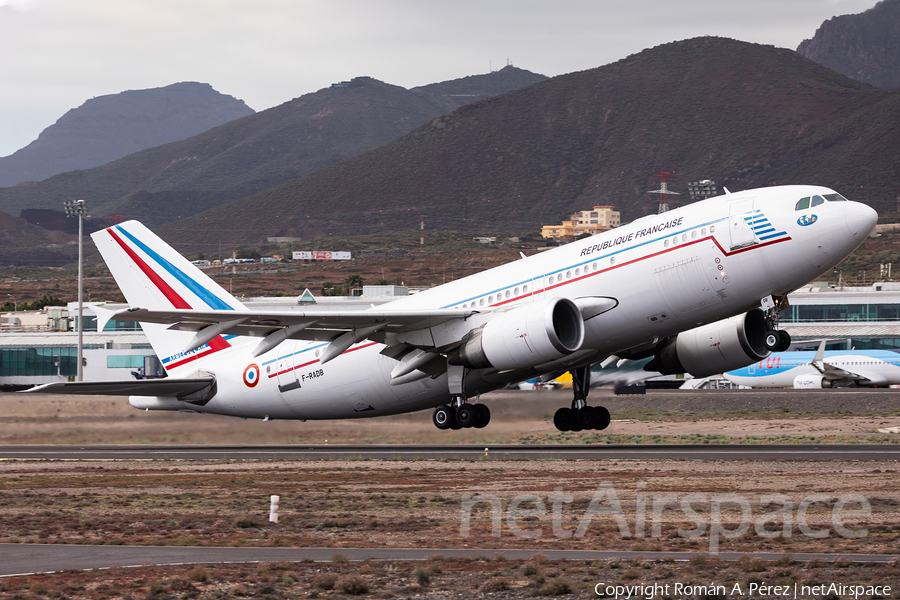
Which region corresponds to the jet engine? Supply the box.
[646,309,770,378]
[793,374,830,389]
[454,297,585,371]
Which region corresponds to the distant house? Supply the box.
[542,205,620,241]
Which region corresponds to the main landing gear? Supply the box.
[432,399,491,430]
[433,364,491,430]
[553,366,611,432]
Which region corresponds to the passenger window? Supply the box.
[505,290,510,298]
[824,193,847,202]
[514,287,520,295]
[479,298,484,306]
[795,197,810,210]
[664,239,670,248]
[488,295,494,303]
[710,225,715,233]
[691,230,697,239]
[566,271,571,279]
[610,256,616,265]
[523,285,528,293]
[701,228,707,235]
[575,268,580,276]
[811,195,825,207]
[682,234,687,242]
[593,262,598,271]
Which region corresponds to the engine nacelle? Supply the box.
[647,309,770,378]
[456,297,585,371]
[793,374,829,389]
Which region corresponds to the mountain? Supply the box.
[0,82,254,187]
[159,37,900,249]
[411,64,548,112]
[797,0,900,89]
[0,68,546,229]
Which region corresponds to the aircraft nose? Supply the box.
[845,201,878,239]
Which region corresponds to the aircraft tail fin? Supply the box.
[91,221,247,371]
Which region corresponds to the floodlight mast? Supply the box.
[64,199,88,381]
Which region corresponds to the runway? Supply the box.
[2,443,900,461]
[1,543,896,577]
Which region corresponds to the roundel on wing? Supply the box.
[243,363,261,388]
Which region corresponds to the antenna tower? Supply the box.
[648,171,679,214]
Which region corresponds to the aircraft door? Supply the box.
[276,342,301,393]
[728,198,758,250]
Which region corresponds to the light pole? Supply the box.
[64,199,88,381]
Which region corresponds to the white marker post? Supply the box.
[269,495,280,524]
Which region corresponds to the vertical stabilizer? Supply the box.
[91,221,246,372]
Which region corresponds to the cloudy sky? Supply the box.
[0,0,879,157]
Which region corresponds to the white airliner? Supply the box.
[724,341,900,388]
[32,185,876,432]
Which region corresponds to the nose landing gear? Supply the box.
[553,366,611,432]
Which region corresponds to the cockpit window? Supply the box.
[810,195,825,207]
[824,193,847,202]
[795,197,810,210]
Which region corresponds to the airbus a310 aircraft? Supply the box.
[724,341,900,388]
[33,185,876,432]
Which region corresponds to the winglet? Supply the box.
[813,340,826,363]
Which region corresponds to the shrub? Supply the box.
[414,568,431,587]
[312,573,338,590]
[543,577,573,595]
[188,567,210,582]
[481,577,511,592]
[335,574,369,595]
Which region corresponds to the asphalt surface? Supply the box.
[1,544,897,577]
[2,444,900,460]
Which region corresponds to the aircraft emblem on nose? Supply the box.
[797,214,818,227]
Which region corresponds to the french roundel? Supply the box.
[243,363,261,388]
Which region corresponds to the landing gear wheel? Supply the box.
[456,404,476,428]
[595,406,611,430]
[473,404,491,429]
[775,330,791,352]
[554,407,576,432]
[432,405,454,430]
[576,406,600,430]
[764,330,781,352]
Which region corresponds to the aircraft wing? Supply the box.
[818,362,868,382]
[101,306,480,361]
[26,378,215,398]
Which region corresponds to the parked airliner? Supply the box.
[724,341,900,388]
[32,185,876,431]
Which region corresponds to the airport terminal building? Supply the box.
[4,283,900,386]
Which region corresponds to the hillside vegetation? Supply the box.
[161,37,900,250]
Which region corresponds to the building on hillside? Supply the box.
[541,206,620,241]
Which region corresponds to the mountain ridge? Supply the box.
[0,68,547,228]
[797,0,900,89]
[158,37,900,250]
[0,82,255,187]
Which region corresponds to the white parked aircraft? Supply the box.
[32,185,876,431]
[724,341,900,388]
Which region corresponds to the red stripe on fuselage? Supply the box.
[267,342,380,379]
[490,234,790,307]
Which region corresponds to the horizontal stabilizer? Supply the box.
[25,378,215,399]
